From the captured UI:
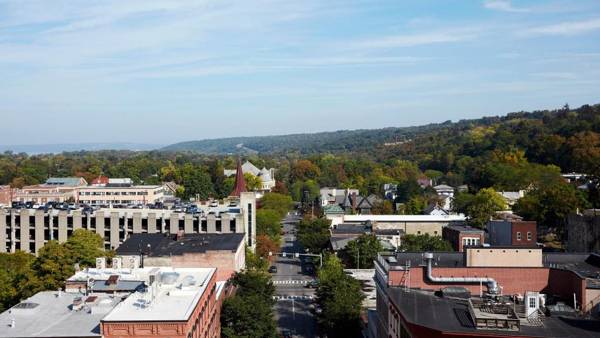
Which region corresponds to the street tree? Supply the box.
[316,255,364,337]
[297,217,331,253]
[221,270,277,338]
[342,234,383,269]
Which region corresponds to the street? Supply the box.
[272,213,319,338]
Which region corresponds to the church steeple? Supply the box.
[230,158,247,197]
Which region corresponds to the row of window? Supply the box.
[79,191,151,196]
[516,231,533,241]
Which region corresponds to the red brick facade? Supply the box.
[511,221,537,246]
[388,266,590,311]
[0,186,12,206]
[101,272,221,338]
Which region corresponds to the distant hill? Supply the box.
[161,124,447,154]
[0,143,162,154]
[161,103,600,156]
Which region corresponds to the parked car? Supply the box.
[269,266,278,273]
[305,280,318,289]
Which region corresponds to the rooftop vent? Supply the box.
[160,272,180,285]
[13,302,39,310]
[106,275,119,285]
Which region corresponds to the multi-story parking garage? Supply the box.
[0,192,256,254]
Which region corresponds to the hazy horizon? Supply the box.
[2,0,600,145]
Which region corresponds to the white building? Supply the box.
[326,214,466,237]
[224,161,276,192]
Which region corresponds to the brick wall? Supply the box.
[102,272,220,338]
[390,266,550,296]
[388,266,588,308]
[511,221,537,246]
[170,251,239,282]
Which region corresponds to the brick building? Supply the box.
[442,225,484,252]
[116,232,246,281]
[100,268,222,338]
[371,249,600,338]
[0,267,224,338]
[13,177,88,204]
[487,219,537,247]
[0,185,11,206]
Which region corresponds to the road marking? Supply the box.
[273,295,314,301]
[273,280,311,285]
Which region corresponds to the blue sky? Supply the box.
[1,0,600,145]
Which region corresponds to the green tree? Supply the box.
[244,172,262,191]
[514,181,589,230]
[179,163,215,200]
[316,255,364,337]
[259,193,293,218]
[0,251,42,312]
[245,247,269,271]
[342,234,383,269]
[400,234,453,252]
[291,179,320,203]
[394,179,422,203]
[297,217,331,253]
[404,195,427,214]
[256,209,282,242]
[221,270,277,338]
[34,241,74,290]
[453,188,506,228]
[64,229,106,267]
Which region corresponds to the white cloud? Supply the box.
[484,0,529,13]
[524,18,600,36]
[348,29,478,50]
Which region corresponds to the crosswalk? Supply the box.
[273,280,310,285]
[273,295,314,301]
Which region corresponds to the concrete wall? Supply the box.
[1,208,251,254]
[487,220,512,246]
[0,209,6,252]
[566,214,600,252]
[466,248,543,268]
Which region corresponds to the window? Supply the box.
[529,297,536,308]
[516,232,522,241]
[527,232,532,241]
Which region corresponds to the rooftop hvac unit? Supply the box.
[126,256,140,269]
[112,257,122,269]
[95,257,106,269]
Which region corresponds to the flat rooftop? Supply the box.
[101,267,215,322]
[0,291,120,338]
[379,252,600,278]
[116,233,245,256]
[339,214,466,222]
[388,288,600,337]
[445,224,484,233]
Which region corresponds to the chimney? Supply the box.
[176,230,184,241]
[351,192,357,212]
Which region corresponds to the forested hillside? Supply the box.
[162,104,600,160]
[161,125,444,154]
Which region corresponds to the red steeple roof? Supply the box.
[230,158,247,197]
